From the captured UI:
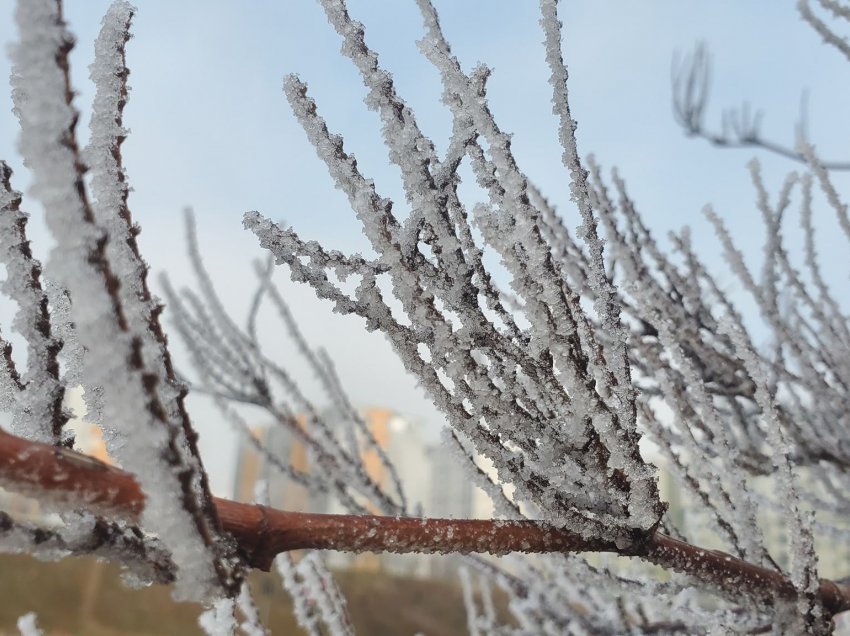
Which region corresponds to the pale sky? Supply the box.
[1,2,849,496]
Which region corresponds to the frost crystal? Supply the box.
[16,613,42,636]
[9,0,238,604]
[3,0,850,633]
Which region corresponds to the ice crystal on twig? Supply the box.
[3,0,850,633]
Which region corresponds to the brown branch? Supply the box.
[219,504,617,571]
[0,427,848,616]
[645,533,850,616]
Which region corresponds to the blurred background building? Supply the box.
[232,406,495,580]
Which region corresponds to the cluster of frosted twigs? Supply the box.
[2,0,850,634]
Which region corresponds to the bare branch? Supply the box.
[672,42,850,170]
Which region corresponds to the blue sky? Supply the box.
[2,1,850,495]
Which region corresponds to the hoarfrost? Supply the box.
[198,597,237,636]
[10,0,237,604]
[16,613,42,636]
[3,0,850,633]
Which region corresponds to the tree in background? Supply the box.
[2,0,850,633]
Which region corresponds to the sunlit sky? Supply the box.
[1,2,849,496]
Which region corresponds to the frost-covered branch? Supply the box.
[3,0,850,632]
[0,162,67,445]
[2,426,850,617]
[162,210,408,518]
[9,0,239,607]
[0,510,175,586]
[238,0,850,631]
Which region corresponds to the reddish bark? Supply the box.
[1,428,848,615]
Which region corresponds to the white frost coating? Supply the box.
[800,139,850,244]
[1,510,176,587]
[275,552,353,636]
[250,40,662,546]
[721,319,820,598]
[198,597,237,636]
[416,0,659,536]
[276,554,322,636]
[16,613,42,636]
[161,235,403,517]
[538,0,634,428]
[236,583,268,636]
[0,0,836,630]
[82,0,138,448]
[85,2,225,556]
[459,567,482,636]
[45,281,86,382]
[632,279,769,563]
[85,2,204,470]
[0,161,65,444]
[537,0,654,529]
[11,0,227,603]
